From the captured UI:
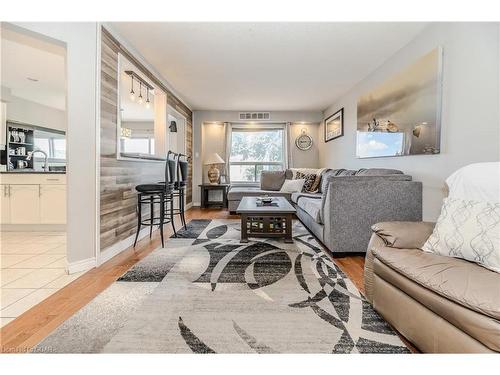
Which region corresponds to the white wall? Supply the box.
[193,110,323,204]
[289,122,320,169]
[10,22,99,267]
[2,88,66,131]
[319,23,500,221]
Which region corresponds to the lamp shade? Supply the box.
[204,153,225,165]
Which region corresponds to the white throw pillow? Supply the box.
[445,162,500,202]
[422,162,500,273]
[280,179,305,193]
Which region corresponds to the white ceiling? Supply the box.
[110,22,428,111]
[1,27,66,110]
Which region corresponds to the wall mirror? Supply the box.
[117,53,167,161]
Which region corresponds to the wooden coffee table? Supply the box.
[236,196,296,243]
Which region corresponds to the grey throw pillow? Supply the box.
[260,171,286,191]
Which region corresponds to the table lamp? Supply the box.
[204,153,225,184]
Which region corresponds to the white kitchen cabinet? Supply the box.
[9,184,40,224]
[40,184,66,224]
[0,185,10,224]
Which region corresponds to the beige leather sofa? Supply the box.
[364,221,500,353]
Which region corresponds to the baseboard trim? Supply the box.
[67,257,96,274]
[192,202,201,207]
[98,227,151,266]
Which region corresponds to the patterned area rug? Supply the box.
[35,219,409,353]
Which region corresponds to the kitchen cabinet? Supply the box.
[0,174,66,226]
[9,184,40,224]
[40,184,66,224]
[1,185,10,224]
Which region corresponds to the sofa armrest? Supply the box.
[371,221,435,249]
[322,176,423,253]
[363,221,434,304]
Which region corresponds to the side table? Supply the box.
[199,184,230,208]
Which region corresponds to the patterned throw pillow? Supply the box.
[296,171,320,193]
[422,197,500,273]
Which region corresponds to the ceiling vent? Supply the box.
[239,112,271,121]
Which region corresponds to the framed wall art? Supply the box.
[324,108,344,142]
[356,47,443,158]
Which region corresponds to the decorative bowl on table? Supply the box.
[257,196,274,204]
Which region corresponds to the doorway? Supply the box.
[0,24,77,328]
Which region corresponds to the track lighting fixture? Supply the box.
[125,70,154,109]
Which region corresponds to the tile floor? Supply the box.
[0,232,84,328]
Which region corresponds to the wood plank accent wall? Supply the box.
[100,27,193,251]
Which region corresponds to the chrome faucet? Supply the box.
[26,149,49,172]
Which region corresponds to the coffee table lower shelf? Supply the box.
[240,213,294,243]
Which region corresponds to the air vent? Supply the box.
[239,112,271,121]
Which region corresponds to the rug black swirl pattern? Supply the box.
[35,219,409,353]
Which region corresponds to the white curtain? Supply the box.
[285,122,293,169]
[223,122,232,182]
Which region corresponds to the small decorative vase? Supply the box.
[208,165,220,184]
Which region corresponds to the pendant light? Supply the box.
[145,88,151,109]
[129,75,135,101]
[138,81,143,104]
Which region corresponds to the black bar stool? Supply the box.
[173,153,189,230]
[133,151,176,248]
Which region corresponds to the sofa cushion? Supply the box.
[227,186,291,201]
[374,258,500,352]
[372,246,500,321]
[356,168,404,176]
[319,169,336,193]
[297,197,323,224]
[260,171,286,191]
[319,169,357,193]
[290,192,323,204]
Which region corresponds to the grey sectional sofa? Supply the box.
[227,168,422,253]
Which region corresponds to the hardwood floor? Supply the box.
[0,208,371,353]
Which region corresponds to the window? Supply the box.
[53,139,66,159]
[229,127,285,182]
[120,137,155,155]
[34,137,66,161]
